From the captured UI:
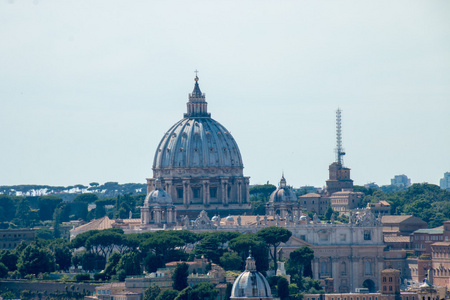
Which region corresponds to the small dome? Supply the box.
[225,216,234,221]
[231,253,272,299]
[145,189,172,205]
[211,215,219,221]
[269,176,297,203]
[226,215,234,221]
[300,215,307,220]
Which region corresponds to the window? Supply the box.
[389,286,392,291]
[210,187,217,198]
[193,187,201,198]
[389,277,393,282]
[365,261,372,275]
[383,277,386,282]
[340,234,347,242]
[177,188,183,199]
[364,230,371,240]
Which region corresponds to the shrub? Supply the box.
[75,273,91,281]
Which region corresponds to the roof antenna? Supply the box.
[335,108,346,165]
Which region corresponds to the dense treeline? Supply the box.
[0,193,145,230]
[356,183,450,228]
[0,227,319,300]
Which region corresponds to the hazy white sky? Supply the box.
[1,0,449,188]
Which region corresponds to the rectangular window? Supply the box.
[364,230,371,240]
[193,187,201,198]
[340,234,347,242]
[177,188,183,199]
[210,187,217,198]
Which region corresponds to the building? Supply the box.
[300,193,329,215]
[391,175,411,188]
[146,76,251,218]
[186,208,385,293]
[381,216,427,237]
[367,201,391,216]
[330,189,364,214]
[0,229,35,250]
[266,175,301,218]
[440,172,450,191]
[230,252,273,300]
[304,269,445,300]
[411,228,445,257]
[140,179,176,229]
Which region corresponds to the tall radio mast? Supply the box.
[335,108,346,165]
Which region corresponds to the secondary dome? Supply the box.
[269,175,297,203]
[144,180,172,205]
[152,76,243,174]
[230,252,272,300]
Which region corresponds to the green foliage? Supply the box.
[38,195,63,220]
[144,286,161,300]
[117,251,141,276]
[301,276,323,293]
[104,252,122,277]
[0,262,8,278]
[191,282,219,300]
[277,277,290,300]
[144,252,164,273]
[172,262,189,291]
[156,289,179,300]
[249,184,277,215]
[0,194,16,222]
[141,231,186,263]
[194,231,240,264]
[73,193,98,203]
[75,273,91,281]
[324,206,334,221]
[286,246,314,285]
[257,226,292,270]
[228,233,269,272]
[220,251,243,271]
[17,243,55,276]
[0,249,18,271]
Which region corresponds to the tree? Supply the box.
[51,242,72,271]
[156,290,179,300]
[85,231,126,258]
[277,277,289,300]
[17,243,55,276]
[324,206,334,221]
[144,252,164,273]
[172,262,189,291]
[257,227,292,270]
[190,282,219,300]
[38,196,62,221]
[0,249,18,271]
[220,252,243,271]
[70,230,100,249]
[0,262,8,278]
[229,233,269,272]
[286,246,314,285]
[144,286,161,300]
[117,252,141,276]
[73,193,98,203]
[141,231,185,263]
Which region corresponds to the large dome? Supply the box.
[152,76,243,176]
[153,118,243,170]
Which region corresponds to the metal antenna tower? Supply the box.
[335,108,346,165]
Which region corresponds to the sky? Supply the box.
[0,1,449,189]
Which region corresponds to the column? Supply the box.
[222,179,228,205]
[183,180,190,205]
[238,180,242,204]
[202,181,209,205]
[332,257,339,292]
[245,178,250,203]
[313,258,319,280]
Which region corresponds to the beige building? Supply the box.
[330,189,364,214]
